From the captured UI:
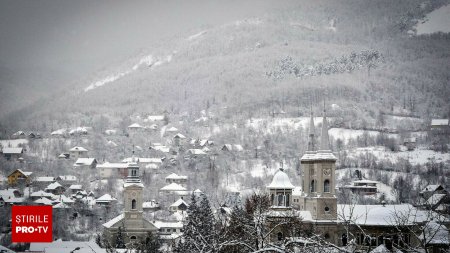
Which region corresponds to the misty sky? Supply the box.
[0,0,283,83]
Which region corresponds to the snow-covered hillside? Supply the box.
[415,4,450,35]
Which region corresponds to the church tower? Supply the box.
[123,161,145,228]
[299,104,337,220]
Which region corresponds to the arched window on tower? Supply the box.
[271,194,274,205]
[311,180,316,192]
[277,194,283,206]
[324,179,330,193]
[131,199,136,210]
[286,194,290,206]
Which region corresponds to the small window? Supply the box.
[277,232,283,241]
[311,180,316,192]
[325,206,330,213]
[130,236,137,240]
[131,199,136,210]
[324,179,330,193]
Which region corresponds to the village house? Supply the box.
[431,119,450,132]
[165,173,188,185]
[45,182,65,195]
[33,176,56,189]
[403,137,417,151]
[173,133,186,146]
[7,169,32,186]
[73,158,97,169]
[340,179,378,195]
[56,175,78,186]
[95,194,117,206]
[221,144,244,152]
[169,198,189,212]
[69,146,88,159]
[143,200,160,212]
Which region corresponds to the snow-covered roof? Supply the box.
[53,202,71,209]
[128,123,144,128]
[97,162,128,169]
[188,149,207,155]
[143,200,159,208]
[426,194,447,206]
[69,184,83,190]
[74,158,96,166]
[69,146,88,152]
[53,194,75,203]
[174,133,186,139]
[165,173,188,180]
[30,190,54,198]
[9,169,32,177]
[103,213,124,228]
[122,157,163,163]
[166,126,179,132]
[267,169,295,189]
[421,184,443,193]
[2,147,23,154]
[46,182,64,190]
[170,198,189,207]
[57,175,77,181]
[34,197,53,205]
[35,176,56,182]
[106,140,118,147]
[194,189,203,193]
[222,144,244,151]
[337,204,430,226]
[300,151,337,161]
[30,240,106,253]
[150,145,170,153]
[51,129,66,135]
[422,221,450,245]
[96,194,117,203]
[104,129,117,135]
[147,115,165,121]
[0,189,21,199]
[431,119,449,126]
[152,220,183,229]
[353,180,378,184]
[160,183,187,192]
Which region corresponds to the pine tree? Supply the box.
[140,232,162,253]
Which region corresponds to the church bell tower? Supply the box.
[299,104,337,220]
[123,161,144,227]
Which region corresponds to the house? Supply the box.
[420,185,447,200]
[73,158,97,169]
[69,127,88,136]
[165,173,188,185]
[1,147,24,160]
[34,176,56,189]
[97,162,129,178]
[0,188,22,201]
[169,198,189,212]
[221,144,244,152]
[45,182,65,195]
[69,146,88,159]
[57,152,70,159]
[143,200,160,211]
[152,220,183,240]
[96,194,117,206]
[186,149,207,159]
[7,169,32,186]
[56,175,77,186]
[149,143,170,154]
[403,137,417,151]
[431,119,449,131]
[160,183,188,196]
[340,180,378,195]
[68,184,83,194]
[128,123,144,131]
[51,129,66,137]
[30,190,54,201]
[11,131,26,139]
[173,133,186,146]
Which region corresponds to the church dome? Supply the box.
[267,169,295,189]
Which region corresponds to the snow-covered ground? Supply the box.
[347,146,450,165]
[329,128,399,144]
[415,4,450,35]
[0,138,28,148]
[246,117,323,134]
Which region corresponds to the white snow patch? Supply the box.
[0,139,28,148]
[187,31,207,41]
[329,128,399,144]
[415,4,450,35]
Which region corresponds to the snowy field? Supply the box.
[415,4,450,35]
[329,128,399,144]
[347,146,450,165]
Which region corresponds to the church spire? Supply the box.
[320,99,330,151]
[307,104,316,152]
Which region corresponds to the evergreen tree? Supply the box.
[139,232,162,253]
